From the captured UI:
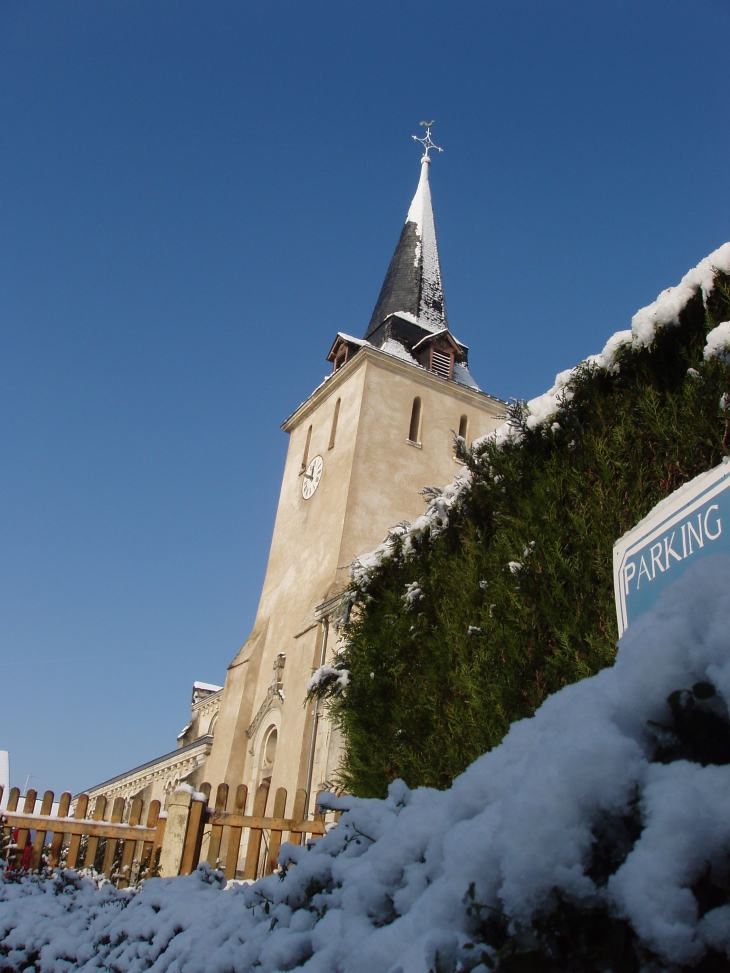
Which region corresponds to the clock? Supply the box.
[301,455,323,499]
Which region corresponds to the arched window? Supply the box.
[408,397,422,444]
[458,414,468,441]
[301,425,312,471]
[263,727,278,768]
[329,399,341,450]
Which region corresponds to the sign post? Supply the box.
[614,459,730,636]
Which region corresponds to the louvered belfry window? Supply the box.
[430,349,453,379]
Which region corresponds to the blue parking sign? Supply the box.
[614,458,730,635]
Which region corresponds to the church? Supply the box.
[83,128,505,860]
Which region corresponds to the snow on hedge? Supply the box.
[349,473,473,591]
[492,241,730,447]
[704,321,730,364]
[3,555,730,971]
[306,664,350,693]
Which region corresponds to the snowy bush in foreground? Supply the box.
[4,557,730,971]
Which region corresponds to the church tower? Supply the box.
[203,129,505,848]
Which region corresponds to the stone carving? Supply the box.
[246,653,286,742]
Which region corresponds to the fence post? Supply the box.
[29,790,54,870]
[117,797,143,887]
[2,789,19,867]
[15,789,37,860]
[6,788,19,813]
[48,792,72,869]
[84,796,107,869]
[102,797,125,877]
[224,784,248,881]
[265,787,288,875]
[158,788,193,877]
[179,793,207,876]
[243,782,270,880]
[206,783,229,869]
[287,789,307,846]
[67,794,89,869]
[141,800,162,875]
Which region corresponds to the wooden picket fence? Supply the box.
[0,785,164,886]
[0,780,327,886]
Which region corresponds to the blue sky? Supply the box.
[2,0,729,797]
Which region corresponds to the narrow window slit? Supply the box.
[408,397,422,444]
[329,399,341,450]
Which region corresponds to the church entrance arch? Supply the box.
[252,717,280,792]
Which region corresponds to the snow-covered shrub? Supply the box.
[4,558,730,971]
[312,248,730,798]
[704,320,730,365]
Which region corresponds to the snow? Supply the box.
[704,320,730,364]
[334,332,368,349]
[331,331,422,369]
[306,665,350,693]
[161,785,210,805]
[176,722,192,741]
[314,329,482,393]
[630,244,730,348]
[365,336,483,394]
[487,242,730,449]
[404,159,447,331]
[382,311,439,337]
[350,473,473,590]
[452,361,480,390]
[4,556,730,970]
[402,582,424,607]
[378,338,419,365]
[390,310,420,325]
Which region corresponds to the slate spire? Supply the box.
[365,141,448,339]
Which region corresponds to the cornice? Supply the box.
[282,346,506,433]
[192,689,223,715]
[80,736,214,797]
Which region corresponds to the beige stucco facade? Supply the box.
[203,344,505,834]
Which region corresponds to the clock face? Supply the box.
[302,455,323,499]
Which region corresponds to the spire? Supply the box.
[365,124,448,339]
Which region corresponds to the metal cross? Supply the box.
[413,120,443,160]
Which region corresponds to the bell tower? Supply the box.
[203,128,506,850]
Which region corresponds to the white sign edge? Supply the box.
[613,458,730,637]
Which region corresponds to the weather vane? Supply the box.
[413,120,443,160]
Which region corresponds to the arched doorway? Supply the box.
[259,724,278,787]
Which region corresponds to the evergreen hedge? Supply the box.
[315,269,730,798]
